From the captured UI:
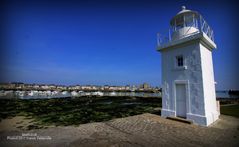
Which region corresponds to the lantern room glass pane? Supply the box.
[175,16,184,30]
[185,14,195,27]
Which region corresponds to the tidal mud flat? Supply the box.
[0,96,162,129]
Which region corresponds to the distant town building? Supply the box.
[140,83,150,89]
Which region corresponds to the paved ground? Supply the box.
[0,113,239,147]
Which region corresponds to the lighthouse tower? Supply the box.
[157,6,219,126]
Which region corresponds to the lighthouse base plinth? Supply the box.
[161,110,220,126]
[187,112,219,126]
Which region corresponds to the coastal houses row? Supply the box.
[0,82,161,92]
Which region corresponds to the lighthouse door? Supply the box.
[176,84,187,118]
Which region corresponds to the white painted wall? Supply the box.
[172,27,199,40]
[200,44,219,124]
[161,42,204,116]
[161,37,219,126]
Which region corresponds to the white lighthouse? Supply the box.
[157,6,220,126]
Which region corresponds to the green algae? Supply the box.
[0,96,162,126]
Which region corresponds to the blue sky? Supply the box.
[0,0,238,90]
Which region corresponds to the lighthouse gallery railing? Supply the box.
[157,15,215,47]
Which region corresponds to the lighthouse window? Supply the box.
[185,14,195,27]
[175,16,184,30]
[176,55,184,67]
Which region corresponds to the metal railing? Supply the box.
[157,15,215,47]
